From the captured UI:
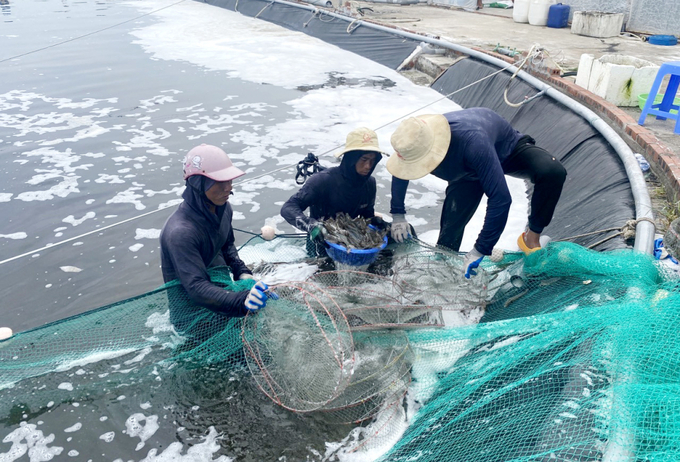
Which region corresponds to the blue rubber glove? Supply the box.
[463,248,484,279]
[244,281,272,312]
[390,214,411,243]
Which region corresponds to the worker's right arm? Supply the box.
[280,174,325,233]
[164,229,249,317]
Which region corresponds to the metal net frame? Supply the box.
[242,281,355,413]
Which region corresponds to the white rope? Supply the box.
[503,44,540,108]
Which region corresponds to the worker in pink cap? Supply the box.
[160,144,272,335]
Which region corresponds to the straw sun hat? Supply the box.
[335,127,389,158]
[386,114,451,180]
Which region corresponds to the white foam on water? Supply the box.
[15,176,80,202]
[99,431,115,443]
[106,186,146,210]
[95,173,126,184]
[63,423,82,433]
[144,310,176,335]
[0,422,63,462]
[135,228,161,240]
[125,413,159,451]
[136,426,232,461]
[57,382,73,391]
[0,232,27,240]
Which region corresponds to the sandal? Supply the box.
[517,232,541,255]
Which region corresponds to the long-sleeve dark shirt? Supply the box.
[160,190,251,317]
[281,150,380,231]
[390,108,523,255]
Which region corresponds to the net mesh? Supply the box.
[1,237,679,461]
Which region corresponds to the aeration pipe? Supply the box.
[268,0,655,254]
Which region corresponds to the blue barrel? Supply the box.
[546,3,570,28]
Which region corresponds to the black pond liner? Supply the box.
[201,0,640,251]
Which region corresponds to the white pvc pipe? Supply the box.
[270,0,655,254]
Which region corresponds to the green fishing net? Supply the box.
[0,238,678,461]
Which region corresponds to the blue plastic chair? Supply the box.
[639,61,680,134]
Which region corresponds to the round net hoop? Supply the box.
[242,281,355,413]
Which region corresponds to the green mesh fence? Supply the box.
[0,237,678,461]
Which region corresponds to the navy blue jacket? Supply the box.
[160,183,252,317]
[391,108,523,255]
[281,150,382,231]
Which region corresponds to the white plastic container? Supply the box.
[513,0,530,23]
[528,0,555,26]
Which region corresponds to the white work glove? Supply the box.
[390,214,411,243]
[239,273,255,280]
[244,281,273,312]
[463,248,485,279]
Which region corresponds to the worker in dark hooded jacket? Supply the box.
[387,108,567,279]
[160,144,272,335]
[280,127,387,256]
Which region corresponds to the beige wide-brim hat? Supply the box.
[386,114,451,180]
[335,127,389,158]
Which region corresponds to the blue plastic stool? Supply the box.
[639,61,680,134]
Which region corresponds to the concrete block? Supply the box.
[571,11,624,38]
[575,54,659,106]
[575,53,594,90]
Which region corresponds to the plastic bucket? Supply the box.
[528,0,554,26]
[638,93,680,115]
[546,3,569,28]
[325,236,388,266]
[513,0,530,23]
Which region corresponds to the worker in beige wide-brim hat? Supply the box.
[281,127,389,258]
[386,108,567,279]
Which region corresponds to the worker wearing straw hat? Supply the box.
[387,108,566,278]
[281,127,388,257]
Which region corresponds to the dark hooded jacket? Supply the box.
[281,150,382,231]
[160,176,252,317]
